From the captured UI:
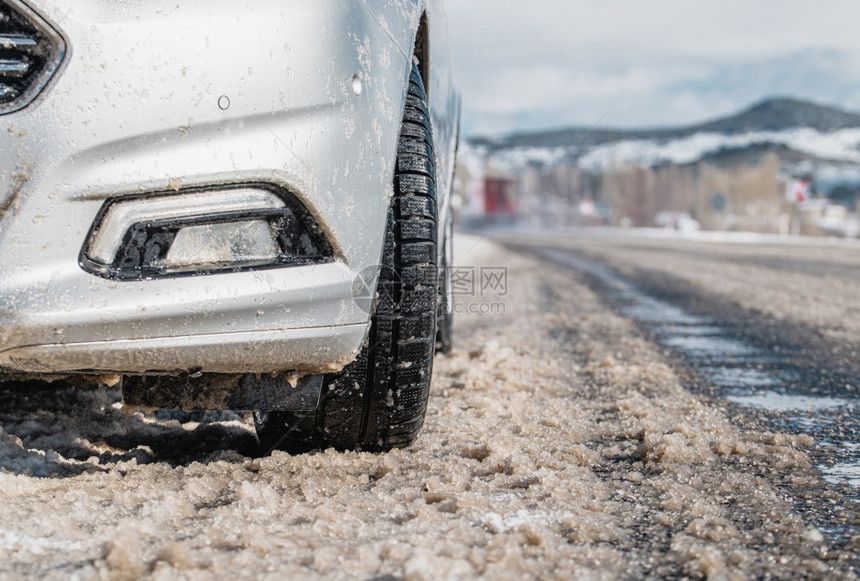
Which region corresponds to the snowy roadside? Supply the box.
[0,235,855,579]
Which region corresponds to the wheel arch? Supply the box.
[413,10,430,98]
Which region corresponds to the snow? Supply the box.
[579,128,860,170]
[0,235,853,579]
[468,127,860,172]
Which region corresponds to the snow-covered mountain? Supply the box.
[467,98,860,173]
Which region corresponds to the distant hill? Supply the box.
[696,98,860,134]
[471,98,860,152]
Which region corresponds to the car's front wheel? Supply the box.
[255,63,439,453]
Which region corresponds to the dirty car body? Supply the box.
[0,0,459,430]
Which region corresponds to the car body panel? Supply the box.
[0,0,459,376]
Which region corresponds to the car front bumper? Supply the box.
[0,0,418,375]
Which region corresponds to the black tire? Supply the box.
[436,209,454,354]
[255,63,439,453]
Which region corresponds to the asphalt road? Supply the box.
[496,228,860,555]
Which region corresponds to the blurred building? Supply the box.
[456,145,860,238]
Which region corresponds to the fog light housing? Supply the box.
[81,185,333,280]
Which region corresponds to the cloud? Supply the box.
[448,0,860,136]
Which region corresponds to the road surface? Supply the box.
[497,229,860,551]
[0,230,857,579]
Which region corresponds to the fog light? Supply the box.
[161,219,279,267]
[81,185,333,280]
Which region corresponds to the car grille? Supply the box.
[0,0,64,114]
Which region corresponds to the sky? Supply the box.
[445,1,860,137]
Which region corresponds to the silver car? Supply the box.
[0,0,459,452]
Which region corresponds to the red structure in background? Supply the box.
[483,177,517,215]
